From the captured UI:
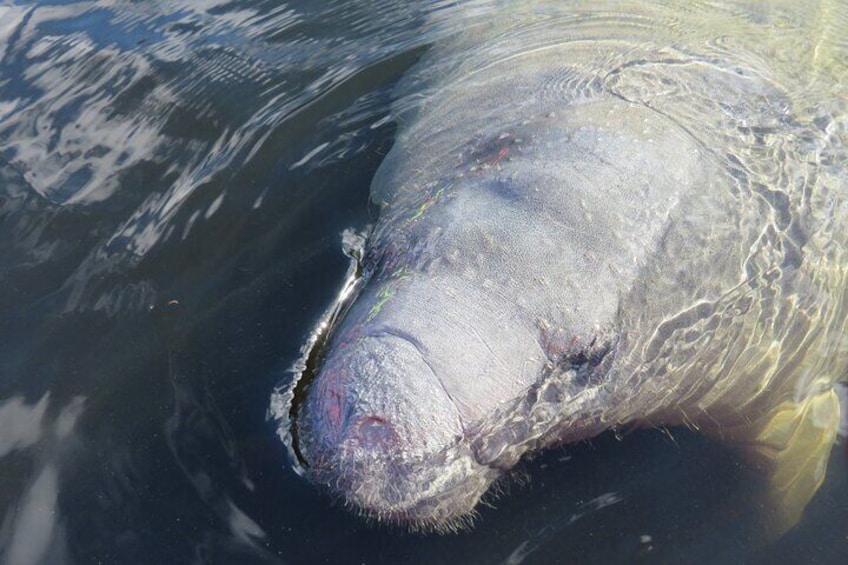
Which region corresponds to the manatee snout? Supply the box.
[298,333,495,529]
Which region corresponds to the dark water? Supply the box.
[0,1,846,563]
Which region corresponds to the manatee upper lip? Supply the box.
[367,325,468,435]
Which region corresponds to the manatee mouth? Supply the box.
[290,330,500,531]
[289,328,617,530]
[303,432,497,531]
[296,404,497,531]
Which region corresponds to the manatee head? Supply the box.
[293,97,694,529]
[294,272,618,531]
[297,329,499,531]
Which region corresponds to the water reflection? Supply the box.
[164,367,272,559]
[502,492,626,565]
[0,1,846,564]
[0,0,431,315]
[1,395,84,565]
[1,1,426,561]
[0,394,49,457]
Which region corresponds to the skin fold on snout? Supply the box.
[298,332,499,529]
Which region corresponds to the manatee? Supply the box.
[286,1,848,532]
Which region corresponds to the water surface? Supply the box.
[0,1,846,563]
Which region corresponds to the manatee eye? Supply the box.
[549,336,615,388]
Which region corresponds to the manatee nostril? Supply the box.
[355,416,398,449]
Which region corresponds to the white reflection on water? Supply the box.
[0,6,23,61]
[0,394,49,457]
[0,0,306,254]
[501,492,625,564]
[0,396,85,565]
[4,464,65,565]
[226,498,266,545]
[0,0,435,322]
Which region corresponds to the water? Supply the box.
[0,1,846,563]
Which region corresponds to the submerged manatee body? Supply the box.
[292,1,848,531]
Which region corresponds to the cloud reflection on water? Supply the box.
[0,395,85,565]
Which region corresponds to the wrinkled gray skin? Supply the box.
[297,2,848,530]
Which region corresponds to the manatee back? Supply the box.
[368,0,848,433]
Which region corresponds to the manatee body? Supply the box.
[295,1,848,531]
